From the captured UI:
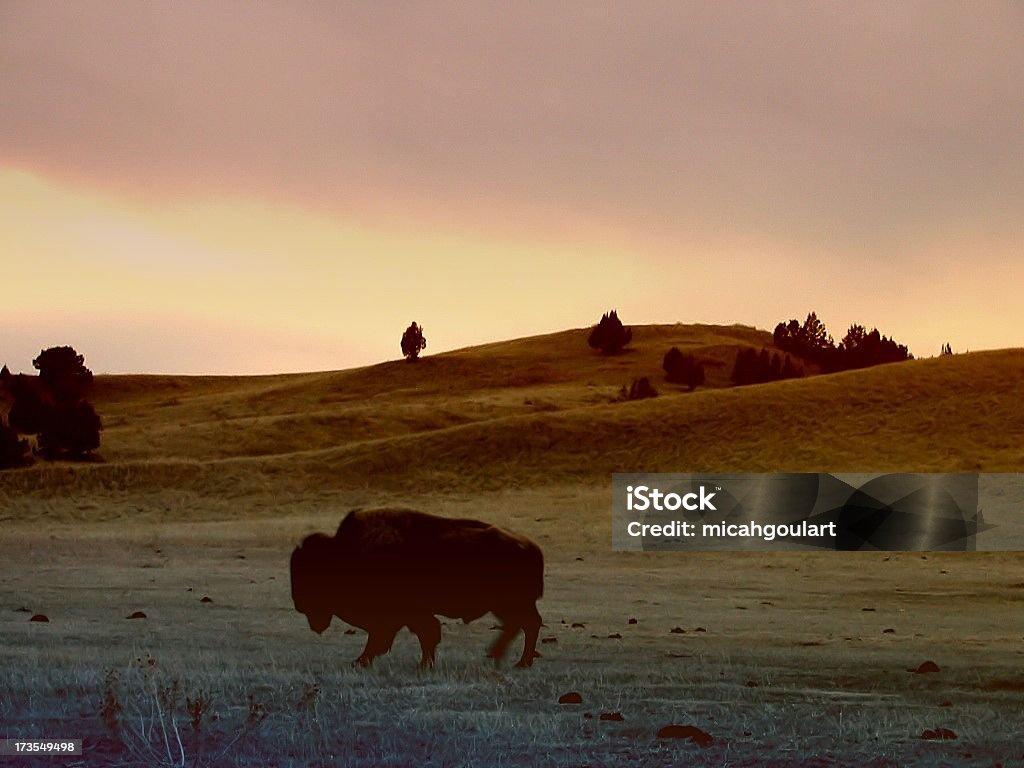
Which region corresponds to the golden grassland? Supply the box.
[2,324,1021,513]
[1,324,1023,766]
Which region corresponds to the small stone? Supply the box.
[656,724,713,747]
[920,727,956,740]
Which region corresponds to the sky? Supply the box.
[2,1,1022,374]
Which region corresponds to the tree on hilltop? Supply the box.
[401,322,427,362]
[588,310,632,355]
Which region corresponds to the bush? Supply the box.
[588,310,632,355]
[401,322,427,361]
[663,347,705,391]
[618,377,657,401]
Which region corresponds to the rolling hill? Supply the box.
[1,324,1022,514]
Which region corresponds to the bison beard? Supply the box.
[290,508,544,669]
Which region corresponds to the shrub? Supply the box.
[618,377,657,401]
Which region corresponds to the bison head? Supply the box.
[290,533,336,634]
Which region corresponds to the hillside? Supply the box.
[1,324,1022,513]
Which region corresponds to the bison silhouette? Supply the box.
[290,508,544,668]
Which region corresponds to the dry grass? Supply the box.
[2,325,1021,508]
[1,324,1022,765]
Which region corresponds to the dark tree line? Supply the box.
[0,346,102,465]
[731,348,803,386]
[773,312,912,372]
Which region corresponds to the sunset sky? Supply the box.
[2,2,1022,374]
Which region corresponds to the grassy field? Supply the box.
[1,324,1023,766]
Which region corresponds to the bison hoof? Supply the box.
[353,656,373,668]
[514,659,534,669]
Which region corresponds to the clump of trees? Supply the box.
[731,348,803,386]
[662,347,705,391]
[401,322,427,362]
[0,346,103,463]
[773,312,911,372]
[588,310,632,355]
[941,342,953,356]
[618,377,657,401]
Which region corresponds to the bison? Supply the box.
[290,508,544,668]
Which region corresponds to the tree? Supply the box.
[774,312,835,365]
[37,401,102,459]
[941,342,953,356]
[401,322,427,362]
[2,346,103,460]
[33,346,94,403]
[801,312,833,354]
[587,310,632,355]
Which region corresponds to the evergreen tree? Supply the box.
[587,310,632,355]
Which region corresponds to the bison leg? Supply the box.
[486,623,519,666]
[514,603,542,669]
[354,625,399,668]
[407,615,442,669]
